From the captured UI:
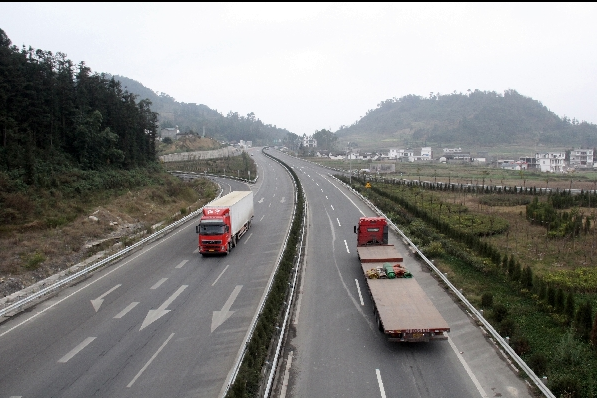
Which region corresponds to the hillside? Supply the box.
[336,90,597,151]
[113,75,291,146]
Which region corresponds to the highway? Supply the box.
[0,148,294,398]
[267,150,532,398]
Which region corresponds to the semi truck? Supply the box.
[196,191,254,255]
[354,216,450,342]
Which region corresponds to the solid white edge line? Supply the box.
[212,265,230,286]
[0,222,189,338]
[58,337,96,363]
[447,334,489,398]
[150,278,168,290]
[376,369,387,398]
[127,333,175,388]
[114,302,139,319]
[355,279,364,305]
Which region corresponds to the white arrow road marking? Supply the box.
[355,279,364,305]
[211,285,242,333]
[140,285,188,331]
[175,260,188,269]
[280,197,286,203]
[376,369,387,398]
[151,278,168,290]
[90,285,121,312]
[344,240,350,253]
[114,302,139,319]
[58,337,96,363]
[127,333,175,388]
[258,197,264,203]
[337,218,341,227]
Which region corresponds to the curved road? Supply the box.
[0,148,294,398]
[268,150,532,398]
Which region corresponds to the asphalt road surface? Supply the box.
[0,148,294,398]
[268,150,532,398]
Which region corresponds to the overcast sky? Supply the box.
[1,3,596,136]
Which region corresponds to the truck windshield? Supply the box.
[199,223,226,235]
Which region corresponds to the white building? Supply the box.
[570,148,594,168]
[536,152,566,173]
[421,147,433,159]
[388,148,414,159]
[443,147,462,153]
[302,134,317,148]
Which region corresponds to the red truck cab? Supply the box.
[354,217,389,246]
[196,208,232,254]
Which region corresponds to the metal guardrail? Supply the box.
[0,190,224,319]
[220,150,300,397]
[334,177,555,398]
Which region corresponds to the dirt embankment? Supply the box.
[0,177,216,299]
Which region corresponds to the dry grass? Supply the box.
[0,175,217,297]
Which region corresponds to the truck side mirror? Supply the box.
[354,226,357,234]
[196,226,199,234]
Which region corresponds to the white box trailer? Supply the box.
[196,191,254,254]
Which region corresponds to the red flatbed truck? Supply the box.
[355,217,450,342]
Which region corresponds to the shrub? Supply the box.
[512,335,530,355]
[499,318,516,337]
[22,251,46,269]
[481,292,493,308]
[528,352,548,376]
[493,303,509,323]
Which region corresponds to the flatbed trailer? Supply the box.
[357,245,450,342]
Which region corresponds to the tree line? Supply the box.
[0,29,158,188]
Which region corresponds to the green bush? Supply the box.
[492,303,509,322]
[481,292,493,308]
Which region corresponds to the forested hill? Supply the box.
[0,28,158,186]
[113,75,291,146]
[336,90,597,148]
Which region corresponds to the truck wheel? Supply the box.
[226,243,230,255]
[376,313,384,332]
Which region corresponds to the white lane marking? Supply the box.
[344,239,350,253]
[376,369,387,398]
[321,188,323,192]
[211,285,243,332]
[330,204,334,210]
[316,183,319,186]
[321,175,366,216]
[243,233,252,244]
[447,335,489,397]
[355,279,364,305]
[127,333,175,387]
[258,197,264,203]
[58,337,96,363]
[114,302,139,319]
[193,248,199,254]
[280,197,286,203]
[212,265,230,286]
[259,215,265,221]
[273,193,276,198]
[0,222,192,338]
[280,351,294,398]
[269,203,272,207]
[326,196,328,200]
[337,218,341,227]
[150,278,168,290]
[140,285,188,331]
[90,284,121,312]
[175,260,188,269]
